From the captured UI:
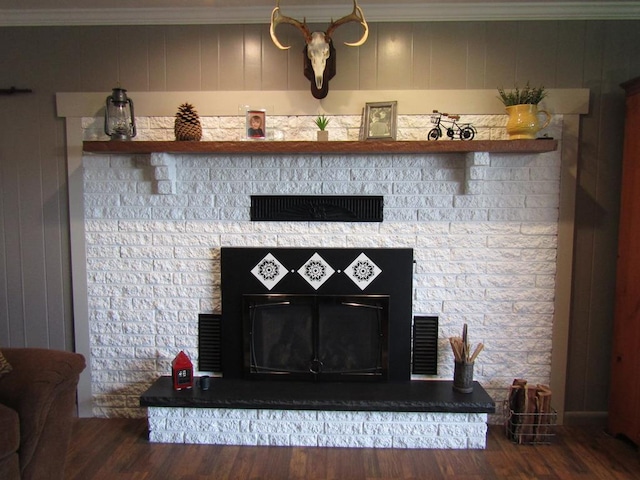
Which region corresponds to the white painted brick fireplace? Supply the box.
[80,111,563,424]
[56,88,588,449]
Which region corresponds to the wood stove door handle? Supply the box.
[309,359,323,374]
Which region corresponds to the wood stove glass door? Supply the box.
[244,294,389,381]
[317,297,388,378]
[248,298,314,375]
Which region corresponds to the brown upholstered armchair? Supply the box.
[0,348,85,480]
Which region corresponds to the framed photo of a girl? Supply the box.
[246,109,266,140]
[363,101,397,140]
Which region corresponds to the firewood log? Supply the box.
[507,379,527,441]
[516,384,538,444]
[534,384,553,442]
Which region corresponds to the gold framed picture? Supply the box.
[363,101,397,140]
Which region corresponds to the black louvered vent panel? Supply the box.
[198,314,223,372]
[251,195,383,222]
[412,316,438,375]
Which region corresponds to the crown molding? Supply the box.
[2,2,639,27]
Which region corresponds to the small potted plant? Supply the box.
[314,115,330,141]
[497,83,551,139]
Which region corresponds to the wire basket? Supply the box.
[503,399,557,445]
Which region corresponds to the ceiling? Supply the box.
[1,1,639,26]
[1,0,636,6]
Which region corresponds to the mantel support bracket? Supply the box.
[150,153,177,194]
[464,151,491,195]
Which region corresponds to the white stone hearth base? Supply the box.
[147,407,488,449]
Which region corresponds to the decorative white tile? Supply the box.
[344,253,382,290]
[298,252,335,290]
[251,253,288,290]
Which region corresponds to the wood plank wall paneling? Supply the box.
[261,26,287,92]
[484,22,518,88]
[411,23,431,89]
[465,22,486,89]
[330,27,362,92]
[200,27,220,92]
[556,22,587,87]
[118,26,154,91]
[1,98,26,345]
[166,25,202,91]
[148,26,169,92]
[572,20,639,415]
[377,23,413,89]
[2,20,640,420]
[244,24,262,91]
[219,24,246,91]
[78,26,119,92]
[0,192,6,342]
[429,22,469,89]
[515,22,559,87]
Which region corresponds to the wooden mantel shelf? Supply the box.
[83,139,559,195]
[83,139,557,155]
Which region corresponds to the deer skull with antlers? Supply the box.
[270,0,368,99]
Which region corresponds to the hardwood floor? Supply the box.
[65,418,640,479]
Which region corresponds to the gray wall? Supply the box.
[1,20,639,419]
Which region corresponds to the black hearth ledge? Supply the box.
[140,377,495,414]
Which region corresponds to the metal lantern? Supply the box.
[104,87,136,141]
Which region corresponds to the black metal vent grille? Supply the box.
[251,195,383,222]
[198,313,223,372]
[412,316,439,375]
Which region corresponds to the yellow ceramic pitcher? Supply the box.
[505,104,551,140]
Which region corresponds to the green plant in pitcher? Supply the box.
[497,82,548,106]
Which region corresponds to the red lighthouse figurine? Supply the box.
[171,351,194,390]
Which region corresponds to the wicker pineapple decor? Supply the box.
[174,103,202,141]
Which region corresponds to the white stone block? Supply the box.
[318,410,363,422]
[323,422,364,435]
[467,436,488,449]
[258,409,318,421]
[438,422,487,437]
[289,434,320,447]
[257,434,292,446]
[364,421,439,437]
[149,431,185,443]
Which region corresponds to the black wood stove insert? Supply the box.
[244,294,389,381]
[218,248,414,382]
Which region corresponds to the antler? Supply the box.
[270,0,312,50]
[325,0,369,47]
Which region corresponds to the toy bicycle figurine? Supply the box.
[428,110,476,141]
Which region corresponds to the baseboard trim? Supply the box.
[563,411,608,427]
